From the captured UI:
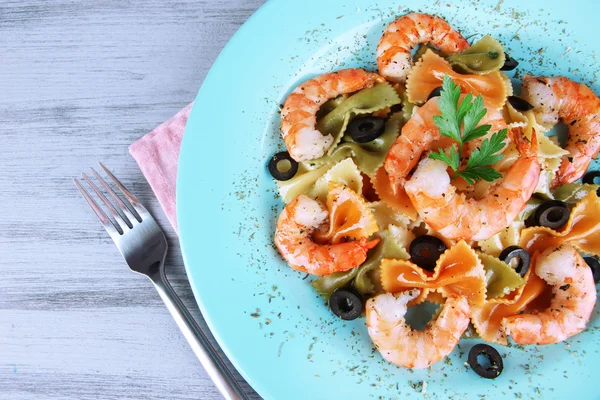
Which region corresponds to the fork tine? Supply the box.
[74,178,120,237]
[82,172,132,231]
[99,162,148,219]
[91,167,142,223]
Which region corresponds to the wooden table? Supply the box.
[0,1,264,398]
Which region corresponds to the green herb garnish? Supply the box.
[429,75,508,185]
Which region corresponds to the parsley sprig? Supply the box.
[429,75,508,185]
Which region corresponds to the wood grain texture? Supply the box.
[0,1,265,398]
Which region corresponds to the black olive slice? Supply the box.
[500,53,518,71]
[390,103,403,114]
[533,200,570,230]
[584,257,600,284]
[347,116,386,143]
[268,151,299,181]
[409,235,447,271]
[468,343,504,379]
[582,170,600,184]
[329,288,363,320]
[582,171,600,197]
[427,86,443,101]
[499,246,531,278]
[507,96,534,112]
[582,170,600,185]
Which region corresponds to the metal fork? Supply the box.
[74,163,247,400]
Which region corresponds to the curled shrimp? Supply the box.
[377,13,469,83]
[280,69,385,161]
[503,245,596,345]
[274,194,379,276]
[383,96,507,192]
[366,290,470,369]
[521,75,600,187]
[403,128,540,241]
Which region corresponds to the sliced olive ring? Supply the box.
[409,235,447,271]
[427,86,443,101]
[268,151,299,181]
[329,288,363,320]
[584,257,600,284]
[500,53,518,71]
[583,170,600,185]
[468,343,504,379]
[499,246,531,277]
[533,200,570,230]
[390,103,403,114]
[507,96,534,112]
[582,171,600,197]
[347,116,386,143]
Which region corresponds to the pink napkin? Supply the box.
[129,103,194,233]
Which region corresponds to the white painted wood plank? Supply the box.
[0,1,264,398]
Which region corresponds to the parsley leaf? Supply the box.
[428,75,507,184]
[457,167,503,185]
[429,145,460,172]
[466,128,508,169]
[432,75,463,142]
[462,95,491,142]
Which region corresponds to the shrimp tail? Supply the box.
[310,237,380,276]
[513,126,538,158]
[357,237,380,251]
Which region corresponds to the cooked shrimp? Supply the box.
[366,290,470,369]
[377,13,469,83]
[384,96,507,192]
[280,69,385,161]
[503,245,596,345]
[404,128,540,241]
[274,194,379,276]
[521,75,600,187]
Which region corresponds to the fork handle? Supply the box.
[150,268,248,400]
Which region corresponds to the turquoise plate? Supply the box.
[178,0,600,398]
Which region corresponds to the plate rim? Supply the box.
[177,1,279,397]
